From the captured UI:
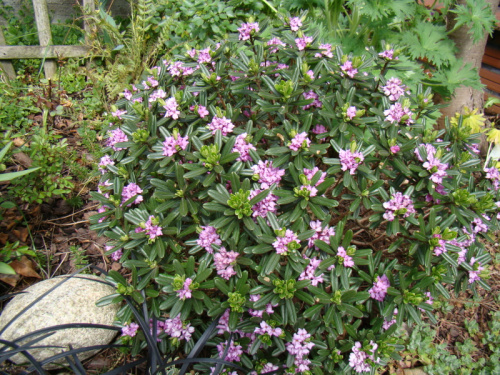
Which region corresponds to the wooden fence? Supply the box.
[0,0,94,80]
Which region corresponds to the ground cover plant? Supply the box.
[90,13,497,374]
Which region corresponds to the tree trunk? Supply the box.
[438,0,500,133]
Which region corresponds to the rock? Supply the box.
[0,274,120,369]
[403,368,428,375]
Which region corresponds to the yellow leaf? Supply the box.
[487,128,500,144]
[450,107,486,134]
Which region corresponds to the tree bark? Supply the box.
[438,0,500,130]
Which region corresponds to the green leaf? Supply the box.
[400,22,455,68]
[0,262,16,274]
[451,0,497,43]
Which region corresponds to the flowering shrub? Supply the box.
[91,15,495,374]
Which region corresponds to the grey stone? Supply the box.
[0,274,120,368]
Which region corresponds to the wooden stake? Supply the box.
[33,0,57,79]
[0,26,16,80]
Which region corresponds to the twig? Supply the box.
[40,204,99,222]
[41,219,89,226]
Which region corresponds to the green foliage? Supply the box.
[289,0,497,99]
[399,311,500,375]
[450,0,498,43]
[0,0,84,74]
[85,0,280,100]
[9,121,74,204]
[0,241,36,276]
[91,15,497,373]
[400,23,456,69]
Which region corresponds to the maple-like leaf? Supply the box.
[347,0,415,20]
[451,0,497,43]
[400,22,456,68]
[427,59,483,97]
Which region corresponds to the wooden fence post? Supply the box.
[33,0,57,79]
[0,27,16,80]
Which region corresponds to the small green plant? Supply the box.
[0,241,37,276]
[69,245,89,273]
[9,114,74,204]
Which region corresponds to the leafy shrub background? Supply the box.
[90,13,498,374]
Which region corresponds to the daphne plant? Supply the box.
[91,14,495,374]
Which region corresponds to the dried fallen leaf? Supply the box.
[9,256,41,278]
[0,233,8,245]
[13,138,25,147]
[12,227,29,242]
[0,273,20,287]
[12,152,33,168]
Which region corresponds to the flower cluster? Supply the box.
[208,116,235,136]
[164,315,195,342]
[289,132,311,151]
[162,134,189,157]
[285,329,315,372]
[369,274,391,301]
[381,77,407,101]
[382,192,416,221]
[339,149,364,174]
[197,225,222,253]
[298,257,324,286]
[272,229,300,255]
[238,22,259,41]
[349,341,380,373]
[121,183,143,206]
[214,247,239,279]
[232,133,256,162]
[135,215,163,241]
[384,102,414,125]
[106,128,128,151]
[307,220,335,249]
[251,161,285,189]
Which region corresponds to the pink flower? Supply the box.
[381,77,407,101]
[98,155,114,174]
[307,220,336,249]
[289,132,311,151]
[267,37,286,53]
[232,133,256,162]
[238,22,259,41]
[346,106,357,120]
[298,257,324,286]
[135,215,163,241]
[337,246,354,267]
[197,226,222,253]
[197,105,209,118]
[339,149,364,174]
[121,183,143,206]
[368,275,390,301]
[106,128,128,151]
[217,340,243,362]
[340,60,358,78]
[197,47,211,64]
[207,116,235,136]
[122,322,139,337]
[390,145,400,154]
[315,43,333,58]
[295,36,313,51]
[302,90,322,109]
[213,246,239,280]
[251,160,285,189]
[312,124,327,135]
[163,97,180,119]
[382,192,416,221]
[349,341,380,373]
[379,49,397,60]
[272,229,299,255]
[163,315,194,341]
[384,102,414,125]
[289,17,302,31]
[176,277,193,300]
[162,134,189,157]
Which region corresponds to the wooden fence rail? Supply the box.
[0,0,93,80]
